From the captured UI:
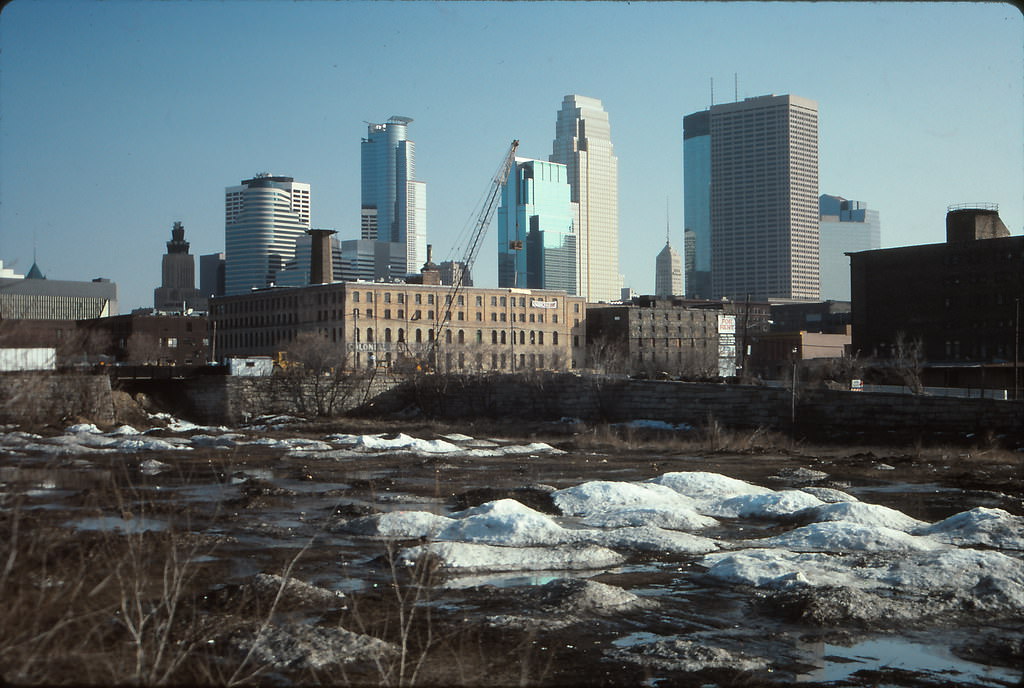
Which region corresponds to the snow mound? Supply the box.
[339,511,454,539]
[352,433,461,454]
[251,573,347,607]
[108,424,141,436]
[113,437,193,453]
[581,505,717,531]
[487,578,656,629]
[703,547,1024,599]
[140,458,170,475]
[647,471,773,511]
[799,486,859,503]
[230,623,394,671]
[714,489,825,519]
[552,480,697,517]
[190,433,243,448]
[440,499,570,546]
[915,507,1024,549]
[65,423,102,434]
[607,635,768,673]
[398,541,626,573]
[797,501,928,532]
[749,521,944,552]
[581,526,719,555]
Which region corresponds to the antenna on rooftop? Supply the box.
[710,77,715,106]
[734,73,739,102]
[665,197,670,244]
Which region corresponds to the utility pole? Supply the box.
[1015,297,1020,401]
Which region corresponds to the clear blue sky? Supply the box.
[1,0,1020,312]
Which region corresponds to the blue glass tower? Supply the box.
[361,116,426,278]
[498,158,577,294]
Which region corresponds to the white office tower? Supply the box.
[224,174,310,295]
[709,94,819,301]
[551,95,621,302]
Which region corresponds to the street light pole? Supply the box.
[791,347,798,429]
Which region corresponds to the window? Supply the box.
[457,295,464,306]
[428,294,435,305]
[476,312,482,321]
[445,330,453,344]
[491,331,498,344]
[500,331,507,345]
[519,331,525,345]
[574,303,579,313]
[475,296,483,306]
[384,309,391,319]
[457,330,465,344]
[476,330,483,343]
[415,329,422,343]
[385,328,392,343]
[500,297,507,306]
[457,311,465,321]
[552,332,558,345]
[397,309,404,319]
[367,292,374,302]
[384,293,392,304]
[415,293,422,305]
[538,332,544,345]
[366,328,374,342]
[397,328,405,343]
[397,293,405,304]
[491,296,497,306]
[491,313,498,322]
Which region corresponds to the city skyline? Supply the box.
[0,1,1020,311]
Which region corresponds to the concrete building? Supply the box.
[361,117,427,280]
[154,222,205,312]
[850,205,1022,390]
[771,300,851,335]
[551,95,621,302]
[498,158,577,294]
[0,262,117,320]
[210,280,586,374]
[819,194,881,301]
[682,109,711,298]
[438,261,472,288]
[655,239,683,297]
[585,296,721,378]
[707,94,820,301]
[80,312,209,366]
[199,252,225,300]
[225,174,310,295]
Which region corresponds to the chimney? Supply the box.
[420,244,441,286]
[307,229,337,285]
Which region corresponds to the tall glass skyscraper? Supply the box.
[550,95,620,302]
[819,194,881,301]
[498,158,577,294]
[682,110,711,298]
[224,174,310,295]
[709,94,819,301]
[361,116,427,279]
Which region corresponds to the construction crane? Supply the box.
[424,139,519,370]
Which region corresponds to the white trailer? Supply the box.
[0,348,56,372]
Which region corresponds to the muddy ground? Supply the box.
[2,417,1022,687]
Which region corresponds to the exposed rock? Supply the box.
[487,578,657,630]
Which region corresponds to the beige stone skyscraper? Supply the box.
[709,94,819,301]
[551,95,621,302]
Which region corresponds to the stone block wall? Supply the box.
[0,373,114,425]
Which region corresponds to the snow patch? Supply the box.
[748,521,944,552]
[647,471,773,511]
[915,507,1024,549]
[398,541,626,573]
[552,480,698,517]
[713,489,825,519]
[797,501,928,532]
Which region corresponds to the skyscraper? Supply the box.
[708,94,820,301]
[819,194,881,301]
[154,221,204,311]
[682,109,711,298]
[498,158,577,294]
[361,116,427,280]
[655,241,683,297]
[551,95,620,302]
[224,174,310,296]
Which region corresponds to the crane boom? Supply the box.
[426,139,519,368]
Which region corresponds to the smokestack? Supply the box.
[307,229,337,285]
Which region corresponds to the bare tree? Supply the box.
[893,331,925,394]
[127,333,163,365]
[278,332,360,416]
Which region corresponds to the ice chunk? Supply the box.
[398,541,626,573]
[552,480,698,517]
[647,471,772,511]
[581,526,719,555]
[713,489,825,519]
[797,501,927,532]
[65,423,102,434]
[915,507,1024,549]
[581,505,717,531]
[440,499,571,546]
[749,520,944,552]
[338,510,454,539]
